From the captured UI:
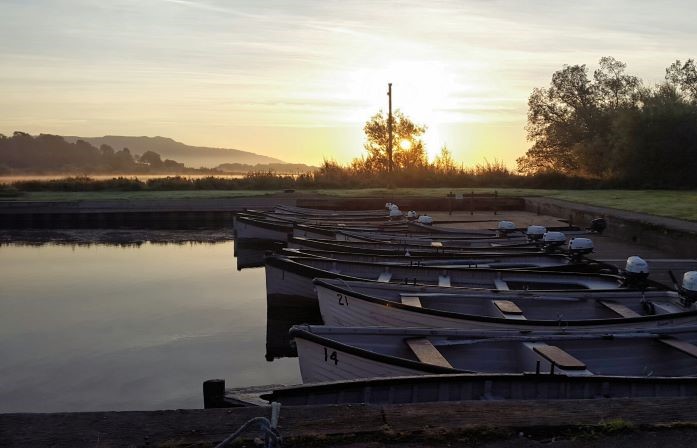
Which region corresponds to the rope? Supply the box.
[215,402,282,448]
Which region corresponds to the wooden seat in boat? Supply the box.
[660,338,697,358]
[533,345,587,370]
[405,338,453,368]
[600,301,641,318]
[493,300,523,315]
[401,296,422,307]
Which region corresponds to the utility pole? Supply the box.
[387,82,393,173]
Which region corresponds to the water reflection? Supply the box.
[0,237,299,413]
[232,238,322,359]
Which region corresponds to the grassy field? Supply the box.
[3,188,697,221]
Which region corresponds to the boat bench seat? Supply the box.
[600,300,641,318]
[405,337,453,369]
[401,296,422,307]
[660,338,697,358]
[431,242,443,248]
[493,300,526,320]
[533,344,587,370]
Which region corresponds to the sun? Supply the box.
[399,139,412,150]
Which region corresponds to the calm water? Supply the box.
[0,241,303,413]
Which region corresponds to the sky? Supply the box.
[1,0,696,166]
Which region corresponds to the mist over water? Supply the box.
[0,241,300,412]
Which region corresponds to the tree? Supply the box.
[517,57,642,177]
[139,150,163,167]
[666,59,697,102]
[363,110,427,172]
[433,145,457,173]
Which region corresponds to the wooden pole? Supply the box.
[387,83,393,174]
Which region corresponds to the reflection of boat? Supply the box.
[314,277,697,330]
[234,240,283,270]
[258,373,697,406]
[264,256,666,301]
[265,294,322,361]
[291,325,697,383]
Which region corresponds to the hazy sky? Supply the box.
[1,0,695,165]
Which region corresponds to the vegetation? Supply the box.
[517,57,697,187]
[0,132,220,175]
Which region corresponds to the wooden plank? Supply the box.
[405,337,453,368]
[660,338,697,358]
[533,345,587,370]
[493,300,522,315]
[431,241,443,248]
[401,296,422,307]
[600,300,641,318]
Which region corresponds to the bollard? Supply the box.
[203,379,226,408]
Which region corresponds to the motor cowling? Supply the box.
[624,256,649,285]
[385,202,392,210]
[568,237,594,257]
[417,214,433,225]
[589,218,607,234]
[389,203,400,211]
[680,271,697,304]
[497,220,516,236]
[542,231,566,249]
[389,208,403,218]
[526,225,547,241]
[406,210,417,220]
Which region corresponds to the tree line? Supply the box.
[517,57,697,187]
[0,132,215,174]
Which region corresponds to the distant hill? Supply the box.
[63,135,283,168]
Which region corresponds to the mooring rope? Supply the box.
[215,402,282,448]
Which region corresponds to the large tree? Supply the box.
[362,110,427,172]
[517,57,641,177]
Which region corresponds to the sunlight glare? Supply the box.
[399,139,412,150]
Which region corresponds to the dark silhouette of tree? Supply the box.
[362,110,427,172]
[666,59,697,102]
[139,150,163,167]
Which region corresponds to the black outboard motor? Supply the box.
[588,217,607,235]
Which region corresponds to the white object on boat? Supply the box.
[497,221,516,233]
[684,272,697,293]
[417,215,433,225]
[542,231,566,247]
[568,237,594,256]
[526,225,546,241]
[389,208,403,218]
[407,210,417,220]
[625,256,649,275]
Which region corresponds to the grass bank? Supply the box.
[3,188,697,222]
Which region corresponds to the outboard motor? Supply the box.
[385,202,393,210]
[568,237,594,261]
[526,225,547,241]
[588,217,607,234]
[417,214,433,225]
[497,220,517,237]
[623,256,649,288]
[389,207,403,219]
[679,271,697,305]
[542,231,566,251]
[406,210,417,220]
[389,203,400,211]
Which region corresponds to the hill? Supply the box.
[63,135,283,168]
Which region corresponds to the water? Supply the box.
[0,240,304,413]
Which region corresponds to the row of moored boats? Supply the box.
[231,203,697,406]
